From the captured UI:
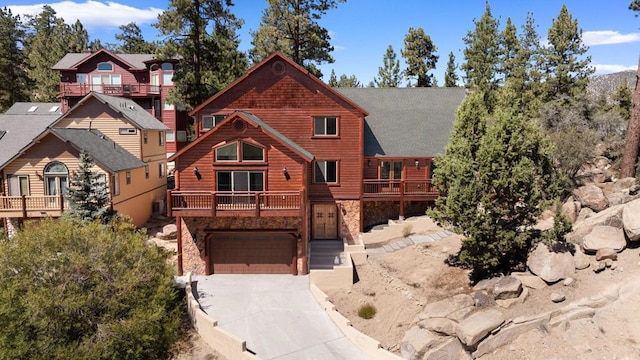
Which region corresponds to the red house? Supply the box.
[53,49,190,155]
[167,53,466,277]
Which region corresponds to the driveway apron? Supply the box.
[193,274,368,360]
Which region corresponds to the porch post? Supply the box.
[176,216,183,275]
[59,193,64,213]
[399,180,405,219]
[21,195,26,218]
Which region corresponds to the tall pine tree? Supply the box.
[374,45,402,87]
[401,27,438,87]
[113,22,157,54]
[0,7,29,111]
[444,52,459,87]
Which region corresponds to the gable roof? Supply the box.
[0,113,60,169]
[55,92,169,131]
[5,102,61,115]
[50,128,146,172]
[188,52,368,117]
[335,87,467,157]
[52,49,155,70]
[168,111,314,162]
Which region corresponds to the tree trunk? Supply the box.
[620,60,640,178]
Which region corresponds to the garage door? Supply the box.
[210,233,295,274]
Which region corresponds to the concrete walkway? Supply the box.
[366,229,455,258]
[193,274,368,360]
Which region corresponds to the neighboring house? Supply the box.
[0,92,169,236]
[167,52,466,276]
[53,48,189,157]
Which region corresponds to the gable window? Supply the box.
[313,116,338,136]
[119,128,137,135]
[314,160,338,184]
[7,175,29,196]
[44,162,68,197]
[97,62,113,71]
[215,141,265,162]
[216,171,264,192]
[202,115,226,130]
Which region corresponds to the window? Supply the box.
[97,62,113,71]
[143,130,148,144]
[76,73,87,84]
[176,131,187,142]
[314,160,338,183]
[44,162,68,196]
[202,115,227,130]
[313,117,338,136]
[126,170,131,185]
[145,164,149,179]
[7,175,29,196]
[381,161,403,180]
[111,174,120,196]
[158,162,166,177]
[166,131,175,142]
[90,74,121,92]
[216,171,264,192]
[119,128,137,135]
[159,131,164,146]
[215,141,264,162]
[164,99,174,110]
[161,63,174,85]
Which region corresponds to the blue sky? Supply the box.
[6,0,640,85]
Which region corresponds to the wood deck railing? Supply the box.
[0,194,67,218]
[60,83,162,97]
[167,191,303,217]
[362,179,437,198]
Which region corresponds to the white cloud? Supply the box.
[7,1,162,29]
[592,63,637,75]
[583,30,640,46]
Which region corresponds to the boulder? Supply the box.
[562,201,581,223]
[423,337,471,360]
[162,223,177,237]
[582,225,626,254]
[566,204,624,244]
[613,177,638,193]
[473,316,548,358]
[511,272,547,289]
[526,243,575,283]
[576,207,595,222]
[457,309,505,347]
[572,184,608,212]
[470,291,494,309]
[606,192,628,207]
[550,292,566,303]
[595,248,618,261]
[574,249,591,270]
[420,294,475,320]
[400,326,441,360]
[496,287,528,309]
[493,276,522,300]
[419,318,459,337]
[623,198,640,241]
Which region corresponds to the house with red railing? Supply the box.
[53,48,190,156]
[167,52,466,277]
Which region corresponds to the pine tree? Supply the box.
[67,20,90,52]
[543,5,594,101]
[0,7,29,111]
[497,17,519,84]
[374,45,402,88]
[614,78,632,120]
[401,27,438,87]
[114,22,157,54]
[65,150,115,223]
[461,1,500,109]
[249,0,345,78]
[444,52,459,87]
[154,0,248,110]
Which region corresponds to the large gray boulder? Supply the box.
[582,225,626,253]
[566,204,624,244]
[562,201,581,224]
[400,326,441,360]
[457,309,505,347]
[493,276,522,300]
[623,198,640,241]
[573,184,608,212]
[526,242,575,283]
[419,294,475,320]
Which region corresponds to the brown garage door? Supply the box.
[210,233,295,274]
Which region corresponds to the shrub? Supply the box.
[358,303,377,319]
[402,223,413,237]
[0,218,181,360]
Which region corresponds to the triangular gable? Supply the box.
[169,111,314,162]
[66,49,141,71]
[189,52,369,117]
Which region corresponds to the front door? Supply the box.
[313,204,338,240]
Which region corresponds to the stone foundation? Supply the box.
[363,201,432,231]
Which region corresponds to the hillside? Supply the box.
[587,70,635,100]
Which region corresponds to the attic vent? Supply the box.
[28,106,38,112]
[232,119,246,133]
[272,61,285,75]
[119,128,137,135]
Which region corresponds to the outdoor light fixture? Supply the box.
[415,160,420,169]
[282,166,287,174]
[193,167,201,180]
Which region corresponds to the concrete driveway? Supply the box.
[193,274,368,360]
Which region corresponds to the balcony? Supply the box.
[0,194,67,218]
[59,83,162,97]
[167,191,304,218]
[362,179,438,201]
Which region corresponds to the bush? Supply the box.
[358,303,377,319]
[402,223,413,237]
[0,218,181,360]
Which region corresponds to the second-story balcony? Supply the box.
[60,83,162,98]
[0,194,67,218]
[362,179,438,201]
[167,190,304,218]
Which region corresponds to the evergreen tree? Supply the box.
[461,1,500,109]
[374,45,402,87]
[154,0,248,110]
[328,70,361,87]
[67,19,90,52]
[543,5,594,100]
[444,51,459,87]
[328,69,338,86]
[497,17,519,84]
[614,78,632,121]
[401,27,438,87]
[249,0,345,78]
[114,22,157,54]
[65,150,115,223]
[0,7,29,111]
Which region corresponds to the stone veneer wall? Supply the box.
[337,200,360,245]
[363,201,431,231]
[180,216,303,276]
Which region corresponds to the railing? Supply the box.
[362,179,436,198]
[167,191,302,217]
[59,83,163,97]
[0,194,67,217]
